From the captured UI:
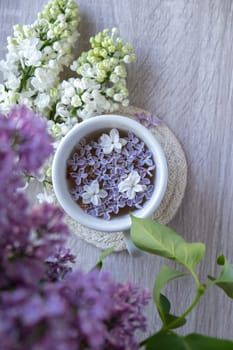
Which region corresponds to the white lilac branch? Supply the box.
[50,28,136,140]
[0,0,80,116]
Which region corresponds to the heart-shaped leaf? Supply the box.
[144,331,233,350]
[208,255,233,298]
[130,216,205,271]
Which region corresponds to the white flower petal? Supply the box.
[92,195,100,206]
[90,181,99,193]
[114,142,122,152]
[100,134,111,145]
[118,179,130,192]
[110,128,119,142]
[130,170,141,184]
[120,138,127,146]
[127,188,136,200]
[71,95,82,107]
[133,184,145,193]
[82,192,92,204]
[103,145,113,154]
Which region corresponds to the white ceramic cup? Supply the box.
[52,115,168,255]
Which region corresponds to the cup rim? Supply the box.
[52,114,168,232]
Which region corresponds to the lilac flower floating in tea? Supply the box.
[67,128,156,220]
[82,180,108,206]
[118,170,146,200]
[99,128,127,154]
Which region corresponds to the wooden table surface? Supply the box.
[1,0,233,340]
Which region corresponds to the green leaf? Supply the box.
[208,255,233,298]
[153,266,186,328]
[159,296,186,329]
[144,331,233,350]
[217,254,225,265]
[154,267,185,313]
[160,294,171,314]
[185,333,233,349]
[163,313,186,329]
[94,247,114,270]
[145,331,187,350]
[130,216,205,271]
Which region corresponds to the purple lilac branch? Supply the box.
[0,105,151,349]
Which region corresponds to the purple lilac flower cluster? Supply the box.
[67,129,156,220]
[0,106,150,349]
[0,105,71,289]
[1,269,150,350]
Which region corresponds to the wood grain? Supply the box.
[1,0,233,340]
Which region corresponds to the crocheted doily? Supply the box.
[60,106,187,251]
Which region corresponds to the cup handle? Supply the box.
[123,230,146,257]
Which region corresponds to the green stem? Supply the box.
[162,265,204,331]
[205,279,218,290]
[189,268,201,289]
[158,305,168,328]
[43,179,53,186]
[48,103,57,122]
[162,287,204,331]
[18,66,35,92]
[40,38,57,51]
[25,174,52,187]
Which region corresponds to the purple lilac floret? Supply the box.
[45,248,76,282]
[134,112,164,128]
[67,128,156,220]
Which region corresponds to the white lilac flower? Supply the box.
[0,0,80,117]
[92,89,110,109]
[99,129,127,154]
[79,77,100,91]
[63,84,76,99]
[5,73,21,90]
[71,95,82,107]
[34,93,51,111]
[55,28,136,122]
[36,190,55,204]
[118,171,146,200]
[18,38,42,66]
[55,102,71,119]
[0,89,19,113]
[31,67,58,91]
[81,181,107,206]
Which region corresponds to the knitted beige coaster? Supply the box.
[62,106,187,251]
